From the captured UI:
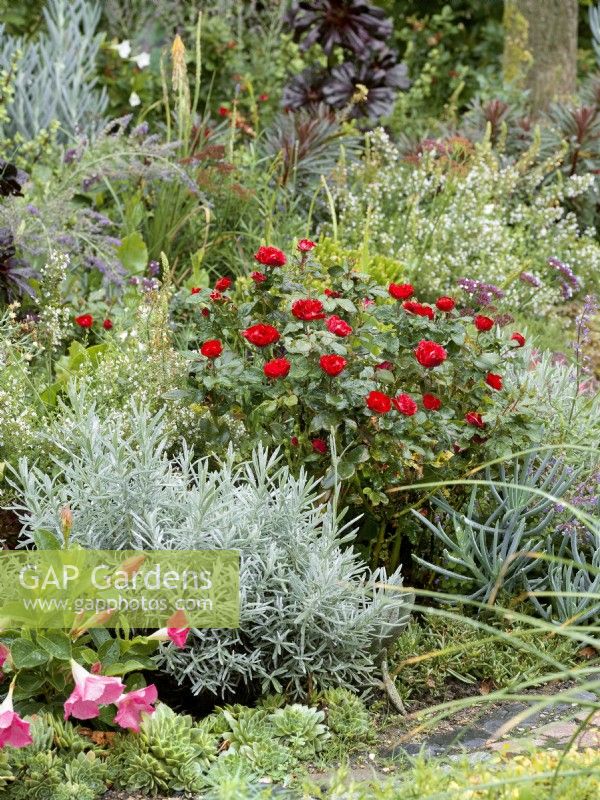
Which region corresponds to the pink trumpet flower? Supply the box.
[148,627,191,648]
[64,659,124,721]
[0,683,32,749]
[114,685,158,732]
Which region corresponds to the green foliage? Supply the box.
[109,703,216,795]
[390,615,581,705]
[319,687,372,744]
[0,624,159,716]
[0,0,108,144]
[12,405,411,697]
[5,714,107,800]
[176,244,537,507]
[412,451,600,621]
[310,750,600,799]
[336,129,600,310]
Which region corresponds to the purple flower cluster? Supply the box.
[556,468,600,536]
[573,293,599,375]
[547,256,581,300]
[457,277,505,307]
[519,271,542,288]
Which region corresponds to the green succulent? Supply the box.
[256,694,288,712]
[109,703,217,795]
[243,740,298,783]
[220,708,272,752]
[210,703,261,735]
[110,744,172,796]
[0,751,14,790]
[269,704,329,759]
[63,751,107,796]
[320,688,372,743]
[9,751,63,800]
[43,713,94,754]
[24,715,55,754]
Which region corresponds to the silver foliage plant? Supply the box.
[9,388,411,697]
[414,452,600,623]
[0,0,108,142]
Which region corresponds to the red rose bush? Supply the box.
[183,246,531,502]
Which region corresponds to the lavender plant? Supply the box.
[0,0,108,143]
[9,394,412,698]
[0,116,202,291]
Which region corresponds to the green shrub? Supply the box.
[335,129,600,310]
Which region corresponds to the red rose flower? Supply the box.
[324,288,341,298]
[393,393,417,416]
[511,332,526,347]
[297,239,316,252]
[254,245,286,267]
[422,393,441,410]
[436,296,455,312]
[319,354,347,376]
[326,315,352,337]
[485,372,503,390]
[210,290,223,301]
[201,308,210,318]
[75,314,93,328]
[200,339,223,359]
[312,438,328,454]
[366,390,392,414]
[264,357,291,379]
[403,301,434,320]
[415,340,447,368]
[251,271,267,283]
[376,361,394,371]
[214,277,232,291]
[465,411,485,428]
[290,435,299,446]
[474,315,494,332]
[292,298,325,321]
[388,283,414,300]
[218,105,230,117]
[191,287,201,295]
[243,324,280,347]
[102,319,113,331]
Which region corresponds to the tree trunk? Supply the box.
[504,0,578,114]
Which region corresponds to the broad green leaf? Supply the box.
[32,529,62,550]
[117,231,148,274]
[11,639,49,669]
[37,632,72,661]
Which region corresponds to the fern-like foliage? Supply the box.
[413,453,578,604]
[11,392,412,698]
[0,0,108,142]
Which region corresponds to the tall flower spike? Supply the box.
[171,34,187,93]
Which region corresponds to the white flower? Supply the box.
[114,40,131,59]
[132,51,150,69]
[129,91,141,107]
